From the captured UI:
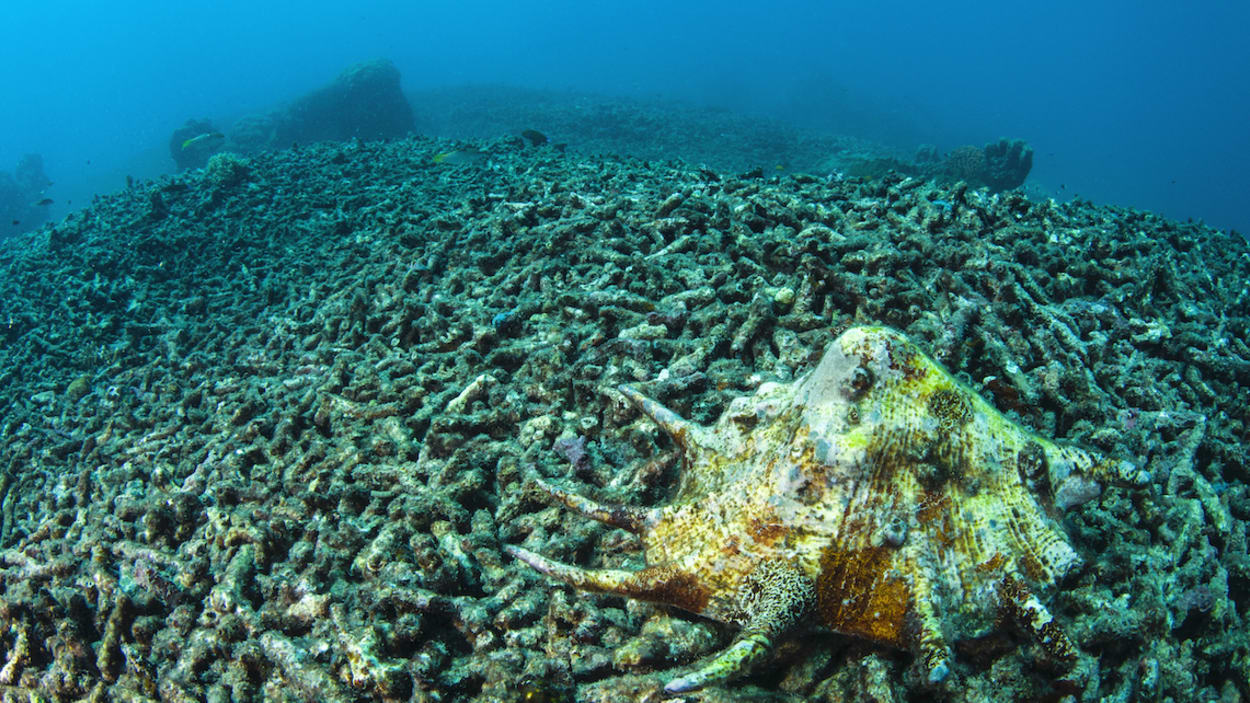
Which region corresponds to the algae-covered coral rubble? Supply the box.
[0,133,1247,702]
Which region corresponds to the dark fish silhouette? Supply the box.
[520,129,548,146]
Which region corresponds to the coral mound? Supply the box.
[0,133,1247,702]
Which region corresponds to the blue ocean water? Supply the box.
[1,0,1246,235]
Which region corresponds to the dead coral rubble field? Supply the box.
[0,137,1247,702]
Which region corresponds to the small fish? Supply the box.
[35,198,53,207]
[520,129,548,146]
[10,220,18,226]
[432,148,488,166]
[181,132,225,150]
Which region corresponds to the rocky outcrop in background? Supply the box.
[228,58,415,155]
[0,154,52,241]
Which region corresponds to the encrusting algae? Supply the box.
[509,325,1148,692]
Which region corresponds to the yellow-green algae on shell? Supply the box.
[509,325,1148,692]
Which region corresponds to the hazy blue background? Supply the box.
[2,1,1247,234]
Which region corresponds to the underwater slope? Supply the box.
[0,136,1246,702]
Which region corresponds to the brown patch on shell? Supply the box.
[1015,551,1050,585]
[815,545,909,647]
[884,340,927,381]
[747,514,789,547]
[916,491,951,524]
[633,566,712,614]
[977,554,1007,573]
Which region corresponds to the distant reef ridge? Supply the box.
[407,84,1038,196]
[173,76,1038,203]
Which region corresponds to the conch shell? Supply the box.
[509,326,1146,691]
